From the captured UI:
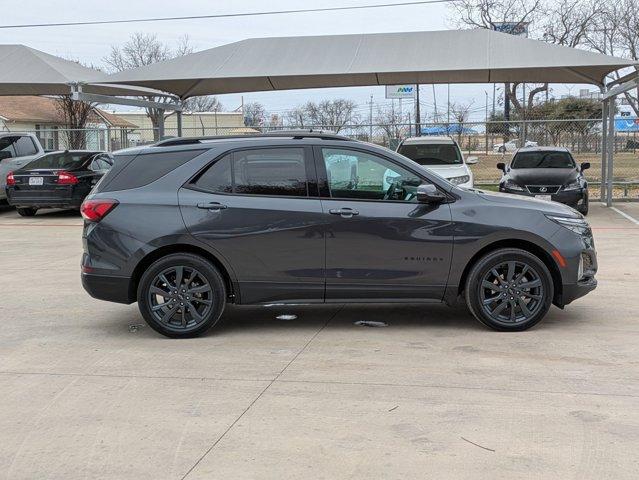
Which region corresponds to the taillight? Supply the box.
[57,171,78,185]
[81,199,118,222]
[6,171,15,186]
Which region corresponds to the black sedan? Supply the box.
[498,147,590,215]
[5,150,113,216]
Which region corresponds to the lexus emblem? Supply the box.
[539,187,547,193]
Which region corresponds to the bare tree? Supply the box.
[284,106,310,129]
[183,96,224,113]
[303,99,358,132]
[243,102,266,128]
[450,101,475,142]
[585,0,639,115]
[54,96,97,149]
[104,33,193,140]
[375,103,407,141]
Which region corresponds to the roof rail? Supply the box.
[154,129,351,147]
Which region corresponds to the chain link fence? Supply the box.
[17,118,639,200]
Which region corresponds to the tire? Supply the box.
[17,207,37,217]
[578,197,589,216]
[465,248,554,331]
[137,253,226,338]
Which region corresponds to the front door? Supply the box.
[317,146,454,301]
[179,146,325,304]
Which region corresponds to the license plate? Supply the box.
[28,177,43,186]
[535,195,552,202]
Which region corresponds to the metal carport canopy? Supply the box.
[0,44,174,98]
[104,29,635,98]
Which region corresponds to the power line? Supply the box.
[0,1,458,30]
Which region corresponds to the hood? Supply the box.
[508,168,578,186]
[422,163,469,179]
[474,189,582,217]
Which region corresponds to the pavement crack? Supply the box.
[180,305,344,480]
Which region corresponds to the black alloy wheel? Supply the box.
[138,253,226,338]
[465,248,553,331]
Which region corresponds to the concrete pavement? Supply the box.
[0,204,638,479]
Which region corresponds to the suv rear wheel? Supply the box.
[137,253,226,338]
[465,248,553,331]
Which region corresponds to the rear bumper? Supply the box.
[6,186,87,209]
[81,272,134,304]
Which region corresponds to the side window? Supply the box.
[89,155,113,172]
[322,148,422,202]
[0,136,17,160]
[234,148,307,196]
[193,148,308,197]
[193,154,233,193]
[100,149,205,193]
[15,136,38,156]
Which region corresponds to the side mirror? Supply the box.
[466,156,479,165]
[416,183,446,203]
[497,162,506,172]
[581,162,590,171]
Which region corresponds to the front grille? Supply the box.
[526,185,561,194]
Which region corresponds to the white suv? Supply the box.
[393,136,477,189]
[0,133,45,201]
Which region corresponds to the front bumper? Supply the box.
[500,187,587,210]
[561,277,597,306]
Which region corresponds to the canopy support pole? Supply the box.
[158,109,165,140]
[606,97,615,207]
[600,96,608,201]
[177,109,183,137]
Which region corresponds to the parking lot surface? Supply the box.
[1,204,638,480]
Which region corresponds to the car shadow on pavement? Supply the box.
[97,299,587,339]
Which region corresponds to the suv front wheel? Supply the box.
[465,248,553,331]
[137,253,226,338]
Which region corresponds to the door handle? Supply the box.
[329,207,359,218]
[197,202,228,211]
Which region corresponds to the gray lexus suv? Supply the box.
[80,132,597,338]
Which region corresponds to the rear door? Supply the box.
[316,146,454,302]
[179,146,326,304]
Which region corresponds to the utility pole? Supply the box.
[432,84,438,122]
[369,94,373,141]
[447,84,451,125]
[415,84,421,136]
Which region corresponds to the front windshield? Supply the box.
[24,152,95,170]
[511,151,575,169]
[398,143,462,165]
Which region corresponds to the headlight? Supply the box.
[448,175,470,185]
[545,214,591,235]
[563,180,582,191]
[503,179,524,191]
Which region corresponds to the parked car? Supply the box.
[493,139,538,153]
[80,131,597,338]
[498,147,590,215]
[0,133,45,202]
[6,150,113,216]
[394,136,477,188]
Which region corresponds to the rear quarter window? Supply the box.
[99,149,205,192]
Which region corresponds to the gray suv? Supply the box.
[80,132,597,338]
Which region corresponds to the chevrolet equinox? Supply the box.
[80,131,597,338]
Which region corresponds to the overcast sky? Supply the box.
[1,0,593,121]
